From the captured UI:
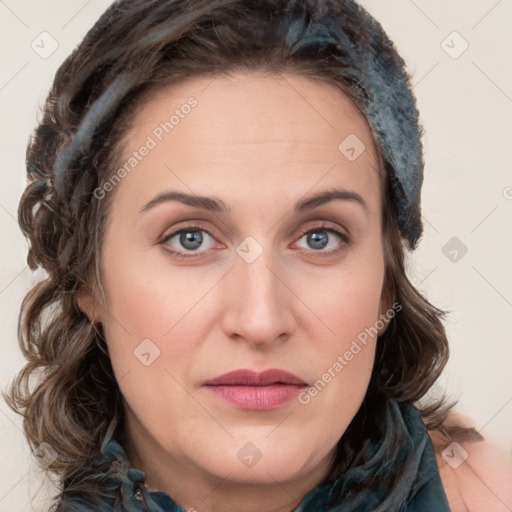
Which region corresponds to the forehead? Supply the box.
[111,71,382,215]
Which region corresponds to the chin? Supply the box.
[191,437,325,485]
[202,456,311,485]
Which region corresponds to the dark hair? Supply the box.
[4,0,479,509]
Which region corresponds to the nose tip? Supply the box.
[222,249,296,348]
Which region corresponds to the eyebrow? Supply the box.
[139,188,369,215]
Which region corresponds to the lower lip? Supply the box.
[204,384,306,410]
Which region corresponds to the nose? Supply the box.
[221,244,297,349]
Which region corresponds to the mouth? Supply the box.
[202,369,308,410]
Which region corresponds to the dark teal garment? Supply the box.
[55,401,451,511]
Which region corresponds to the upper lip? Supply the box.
[203,369,307,386]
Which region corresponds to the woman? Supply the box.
[4,0,511,511]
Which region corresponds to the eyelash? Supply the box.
[160,223,350,260]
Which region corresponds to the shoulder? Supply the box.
[427,410,512,512]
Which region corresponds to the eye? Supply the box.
[294,224,349,256]
[160,222,350,260]
[160,224,217,259]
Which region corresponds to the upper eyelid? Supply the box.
[161,222,215,241]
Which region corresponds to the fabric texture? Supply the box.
[54,400,451,512]
[281,1,425,249]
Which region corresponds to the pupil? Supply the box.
[309,231,327,249]
[181,231,203,250]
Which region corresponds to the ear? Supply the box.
[76,284,102,324]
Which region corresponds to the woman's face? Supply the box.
[80,71,389,506]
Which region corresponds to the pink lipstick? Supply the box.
[203,369,307,410]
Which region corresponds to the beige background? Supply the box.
[1,0,511,510]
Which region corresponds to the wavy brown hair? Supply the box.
[3,0,480,508]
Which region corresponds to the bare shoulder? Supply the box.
[426,410,512,512]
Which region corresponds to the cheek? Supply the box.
[97,240,209,394]
[300,252,384,347]
[100,233,219,340]
[294,253,384,419]
[98,258,205,434]
[296,285,379,452]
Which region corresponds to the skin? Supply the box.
[78,71,392,512]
